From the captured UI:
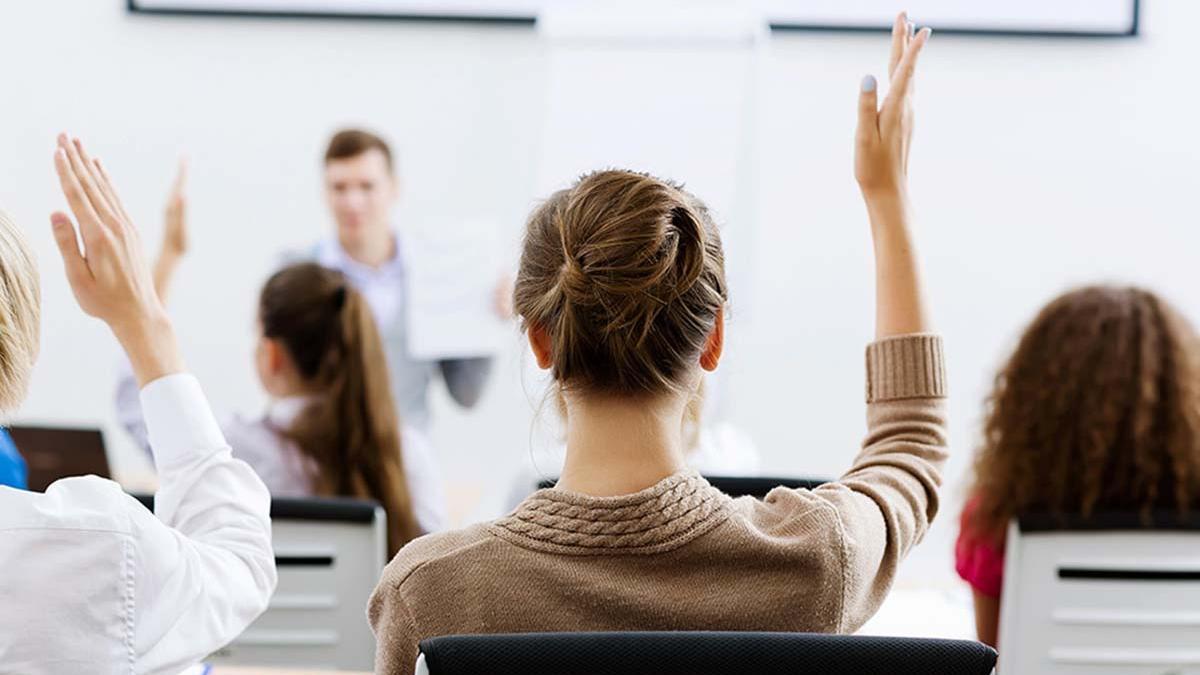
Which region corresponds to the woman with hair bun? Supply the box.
[369,15,942,673]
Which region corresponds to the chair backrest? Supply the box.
[997,513,1200,675]
[132,493,386,671]
[415,631,997,675]
[535,475,828,498]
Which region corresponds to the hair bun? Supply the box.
[557,256,593,305]
[513,169,728,395]
[668,203,707,298]
[554,176,709,308]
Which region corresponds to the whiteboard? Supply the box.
[130,0,1139,36]
[129,0,541,20]
[765,0,1138,35]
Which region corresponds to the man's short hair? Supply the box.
[0,209,40,412]
[324,128,394,173]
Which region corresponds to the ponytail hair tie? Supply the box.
[332,285,348,311]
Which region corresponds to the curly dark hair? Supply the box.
[967,286,1200,540]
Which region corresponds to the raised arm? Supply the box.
[153,159,188,304]
[52,138,182,385]
[51,134,275,673]
[855,15,931,338]
[809,15,946,631]
[114,159,190,461]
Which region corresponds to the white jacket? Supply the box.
[0,374,276,675]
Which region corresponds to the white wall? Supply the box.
[2,0,1199,591]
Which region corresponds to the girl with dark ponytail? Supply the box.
[117,167,444,556]
[255,263,431,554]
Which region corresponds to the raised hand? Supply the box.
[855,13,931,197]
[853,13,932,339]
[155,159,189,302]
[162,159,188,260]
[50,134,184,385]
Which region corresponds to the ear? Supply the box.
[699,308,724,372]
[264,338,288,374]
[527,324,554,370]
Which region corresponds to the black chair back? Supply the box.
[535,475,829,498]
[1018,509,1200,532]
[418,632,997,675]
[131,492,380,522]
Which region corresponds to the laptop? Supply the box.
[6,425,110,492]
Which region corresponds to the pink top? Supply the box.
[955,497,1006,598]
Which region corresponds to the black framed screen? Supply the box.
[128,0,1139,37]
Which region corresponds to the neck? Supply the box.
[556,391,689,497]
[264,369,313,400]
[339,227,394,269]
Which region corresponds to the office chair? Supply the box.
[133,493,386,671]
[998,511,1200,674]
[415,631,997,675]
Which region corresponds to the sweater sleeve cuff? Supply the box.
[865,333,947,402]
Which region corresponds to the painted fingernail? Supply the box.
[862,75,877,92]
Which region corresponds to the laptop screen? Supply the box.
[7,426,110,492]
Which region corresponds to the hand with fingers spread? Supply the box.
[154,159,189,303]
[855,12,933,339]
[50,134,184,385]
[856,12,931,197]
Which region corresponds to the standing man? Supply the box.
[303,129,500,430]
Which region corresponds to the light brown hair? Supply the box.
[324,128,394,172]
[0,209,40,413]
[260,263,417,555]
[968,286,1200,538]
[514,170,727,397]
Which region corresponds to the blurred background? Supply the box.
[1,0,1195,633]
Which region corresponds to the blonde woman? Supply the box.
[0,135,274,674]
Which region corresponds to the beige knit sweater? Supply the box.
[368,334,948,673]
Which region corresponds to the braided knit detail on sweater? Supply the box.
[488,470,733,555]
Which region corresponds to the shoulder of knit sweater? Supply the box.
[730,488,842,528]
[379,522,498,591]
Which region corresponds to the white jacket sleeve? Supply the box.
[127,374,277,675]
